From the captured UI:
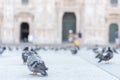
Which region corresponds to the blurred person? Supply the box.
[68,30,75,47]
[73,34,80,49]
[78,31,82,47]
[28,34,33,43]
[71,34,80,55]
[114,29,119,48]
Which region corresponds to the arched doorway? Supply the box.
[62,12,76,42]
[109,23,119,43]
[20,22,29,42]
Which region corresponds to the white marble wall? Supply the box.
[83,0,107,45]
[33,0,57,44]
[0,0,3,9]
[0,0,117,45]
[34,0,45,28]
[2,0,14,43]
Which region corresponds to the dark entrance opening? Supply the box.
[109,23,118,43]
[20,22,29,42]
[62,12,76,42]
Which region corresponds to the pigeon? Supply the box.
[0,47,6,55]
[95,47,118,63]
[22,47,29,64]
[71,47,78,55]
[27,51,48,76]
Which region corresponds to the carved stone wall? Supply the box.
[0,0,119,45]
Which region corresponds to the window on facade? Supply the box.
[111,0,118,6]
[22,0,29,4]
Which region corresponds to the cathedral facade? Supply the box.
[0,0,119,45]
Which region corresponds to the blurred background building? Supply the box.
[0,0,119,45]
